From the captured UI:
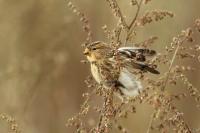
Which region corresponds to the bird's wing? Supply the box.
[129,61,160,74]
[117,47,160,74]
[118,47,156,61]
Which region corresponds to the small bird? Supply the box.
[84,41,159,97]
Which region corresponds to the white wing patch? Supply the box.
[118,68,143,96]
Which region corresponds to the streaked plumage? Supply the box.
[84,41,159,97]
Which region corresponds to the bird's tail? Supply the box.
[131,62,160,74]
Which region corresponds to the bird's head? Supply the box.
[83,41,111,62]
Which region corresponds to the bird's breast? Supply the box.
[90,64,102,84]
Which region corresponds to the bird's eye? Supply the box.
[92,47,97,50]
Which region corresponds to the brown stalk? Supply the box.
[161,38,186,91]
[128,0,143,30]
[146,111,156,133]
[125,0,143,44]
[107,0,129,31]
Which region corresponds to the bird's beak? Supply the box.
[83,48,89,55]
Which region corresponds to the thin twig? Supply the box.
[116,27,122,43]
[108,0,129,30]
[113,0,128,30]
[125,0,143,44]
[67,0,93,44]
[146,111,156,133]
[97,113,104,131]
[128,0,143,30]
[96,89,114,133]
[161,38,186,91]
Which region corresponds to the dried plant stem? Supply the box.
[116,27,122,43]
[96,89,114,133]
[97,95,108,131]
[170,109,192,133]
[0,113,21,133]
[185,122,192,133]
[67,0,92,44]
[146,111,156,133]
[107,0,129,30]
[128,0,143,30]
[125,0,143,44]
[97,114,104,131]
[113,0,128,30]
[161,38,186,91]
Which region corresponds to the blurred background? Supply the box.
[0,0,200,132]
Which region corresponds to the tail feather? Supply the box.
[144,65,160,74]
[131,62,160,74]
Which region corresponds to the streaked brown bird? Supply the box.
[84,41,159,97]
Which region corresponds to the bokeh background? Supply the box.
[0,0,200,133]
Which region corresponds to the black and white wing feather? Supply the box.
[117,47,160,74]
[118,47,156,61]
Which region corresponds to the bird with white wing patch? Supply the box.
[83,41,160,98]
